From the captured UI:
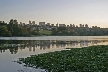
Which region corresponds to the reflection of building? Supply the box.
[85,41,88,46]
[40,45,43,50]
[52,43,55,48]
[33,46,35,51]
[43,46,46,50]
[80,41,85,47]
[29,46,32,51]
[47,44,50,49]
[1,40,108,54]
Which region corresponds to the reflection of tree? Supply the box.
[47,44,50,49]
[1,40,108,54]
[0,47,19,54]
[9,47,18,54]
[85,40,89,47]
[92,40,98,44]
[63,44,66,47]
[29,46,32,51]
[52,43,55,48]
[0,49,6,53]
[56,44,60,48]
[0,40,27,54]
[33,46,35,52]
[80,41,85,47]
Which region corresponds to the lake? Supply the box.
[0,36,108,72]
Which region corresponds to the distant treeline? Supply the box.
[0,19,108,37]
[51,26,108,36]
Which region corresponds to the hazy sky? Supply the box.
[0,0,108,27]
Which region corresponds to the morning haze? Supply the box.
[0,0,108,27]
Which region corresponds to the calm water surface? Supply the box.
[0,36,108,72]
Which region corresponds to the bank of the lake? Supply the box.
[18,45,108,72]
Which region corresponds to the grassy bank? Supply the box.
[40,30,51,35]
[18,45,108,72]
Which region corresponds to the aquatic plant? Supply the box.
[18,45,108,72]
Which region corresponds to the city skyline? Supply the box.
[0,0,108,27]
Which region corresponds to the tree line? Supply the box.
[0,19,41,37]
[51,26,108,36]
[0,19,108,37]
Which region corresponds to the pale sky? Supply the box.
[0,0,108,27]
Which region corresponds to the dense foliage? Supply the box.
[0,19,42,37]
[0,40,27,54]
[18,45,108,72]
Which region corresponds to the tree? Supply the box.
[0,26,11,37]
[51,28,57,35]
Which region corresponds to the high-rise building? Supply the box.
[47,23,50,26]
[82,24,84,27]
[29,20,31,24]
[92,26,94,28]
[72,24,75,27]
[56,23,58,27]
[59,24,66,27]
[51,24,54,27]
[79,24,84,27]
[85,24,88,27]
[67,25,69,27]
[32,21,35,25]
[20,22,22,24]
[13,19,18,24]
[76,25,78,27]
[39,22,45,26]
[80,24,82,27]
[70,24,72,27]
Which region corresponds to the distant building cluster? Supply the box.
[18,20,101,31]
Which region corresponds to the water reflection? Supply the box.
[0,40,108,54]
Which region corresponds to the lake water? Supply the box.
[0,36,108,72]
